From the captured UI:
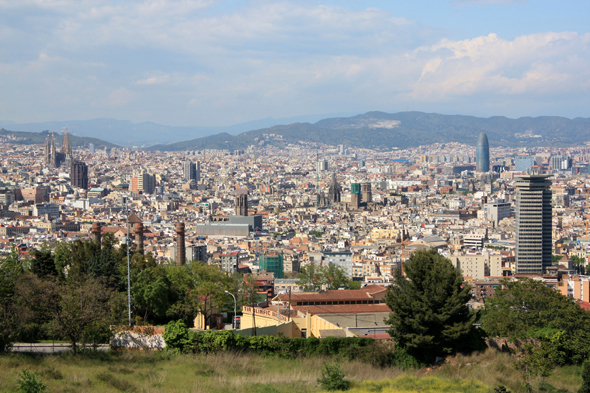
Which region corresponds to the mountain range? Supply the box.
[2,111,590,151]
[0,128,119,149]
[146,111,590,151]
[0,113,353,147]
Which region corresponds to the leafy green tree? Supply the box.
[132,267,171,322]
[0,248,24,351]
[299,264,324,291]
[384,249,479,363]
[54,239,100,281]
[482,278,590,364]
[88,245,122,290]
[14,274,124,353]
[321,264,349,290]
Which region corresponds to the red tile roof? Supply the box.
[277,288,386,303]
[292,303,391,315]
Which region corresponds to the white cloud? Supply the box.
[107,87,133,106]
[0,1,588,124]
[136,74,170,85]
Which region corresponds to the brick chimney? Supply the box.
[176,222,185,265]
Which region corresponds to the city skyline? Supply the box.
[0,1,588,128]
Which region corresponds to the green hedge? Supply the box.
[163,320,393,366]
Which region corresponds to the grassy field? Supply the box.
[0,349,583,393]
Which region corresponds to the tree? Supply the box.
[0,248,24,351]
[299,264,324,291]
[321,264,348,290]
[132,266,171,323]
[30,250,57,278]
[481,278,590,364]
[384,249,478,362]
[88,245,122,290]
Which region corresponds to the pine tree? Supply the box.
[30,250,57,278]
[384,249,479,363]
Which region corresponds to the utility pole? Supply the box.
[125,197,131,326]
[316,151,320,207]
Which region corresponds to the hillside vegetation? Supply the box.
[147,111,590,151]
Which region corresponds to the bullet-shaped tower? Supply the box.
[134,222,144,254]
[91,222,102,244]
[176,222,186,265]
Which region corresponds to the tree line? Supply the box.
[0,235,258,353]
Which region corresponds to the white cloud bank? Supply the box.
[0,1,588,124]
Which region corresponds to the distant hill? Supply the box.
[146,111,590,151]
[0,113,353,147]
[0,128,119,149]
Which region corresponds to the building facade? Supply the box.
[71,160,88,189]
[259,250,284,279]
[515,174,552,274]
[476,132,490,172]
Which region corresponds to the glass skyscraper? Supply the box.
[476,132,490,172]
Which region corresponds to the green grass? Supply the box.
[0,349,583,393]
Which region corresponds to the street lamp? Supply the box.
[224,290,237,329]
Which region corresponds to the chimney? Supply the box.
[134,222,144,254]
[91,222,101,245]
[176,222,186,265]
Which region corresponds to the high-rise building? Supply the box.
[71,160,88,190]
[88,143,95,153]
[317,159,328,172]
[514,156,534,173]
[476,132,490,172]
[183,161,199,181]
[551,155,572,172]
[515,174,552,274]
[131,172,156,194]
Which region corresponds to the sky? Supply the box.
[0,0,589,127]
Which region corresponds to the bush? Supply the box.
[17,370,47,393]
[162,320,194,353]
[161,320,393,365]
[579,360,590,393]
[390,347,424,370]
[317,362,350,391]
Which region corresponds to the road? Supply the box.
[9,343,110,353]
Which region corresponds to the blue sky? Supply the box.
[0,0,588,127]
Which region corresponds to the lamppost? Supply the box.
[125,197,131,327]
[224,290,237,329]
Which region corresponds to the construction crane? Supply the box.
[62,125,79,134]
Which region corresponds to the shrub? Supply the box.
[17,370,47,393]
[317,362,350,391]
[579,360,590,393]
[162,320,193,352]
[390,347,424,370]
